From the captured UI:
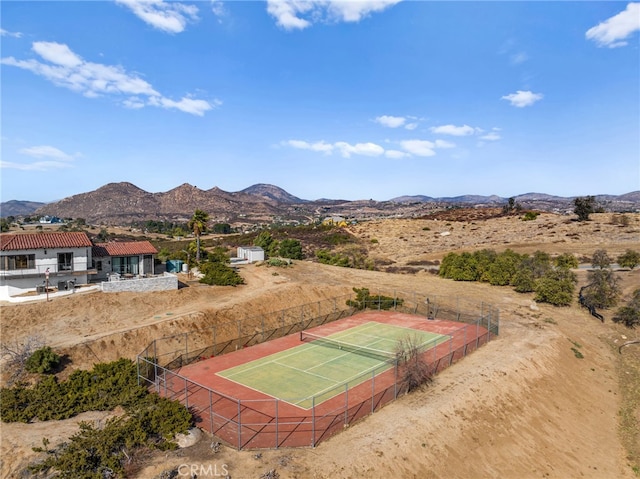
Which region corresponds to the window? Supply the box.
[0,254,36,270]
[58,252,73,271]
[112,256,139,275]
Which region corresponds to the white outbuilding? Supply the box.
[237,246,265,263]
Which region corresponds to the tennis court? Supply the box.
[216,322,448,409]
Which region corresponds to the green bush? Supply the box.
[522,211,539,221]
[346,287,404,310]
[555,253,579,270]
[617,249,640,270]
[534,269,577,306]
[316,249,351,267]
[582,268,620,309]
[29,395,191,477]
[613,289,640,328]
[25,347,60,374]
[1,359,192,477]
[278,239,303,259]
[1,358,147,423]
[199,261,244,286]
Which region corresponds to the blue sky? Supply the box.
[1,1,639,203]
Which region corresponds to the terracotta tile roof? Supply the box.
[0,232,93,251]
[92,241,158,257]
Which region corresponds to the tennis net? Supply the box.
[300,331,399,363]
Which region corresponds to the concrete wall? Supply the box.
[100,273,178,293]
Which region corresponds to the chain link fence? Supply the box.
[138,291,499,449]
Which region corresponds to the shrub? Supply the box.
[617,249,640,270]
[278,239,303,259]
[534,269,577,306]
[613,289,640,328]
[346,287,403,310]
[199,262,244,286]
[396,334,432,392]
[582,268,620,309]
[1,358,147,423]
[555,253,579,270]
[25,346,60,374]
[522,211,539,221]
[574,196,596,221]
[591,249,612,269]
[316,249,351,267]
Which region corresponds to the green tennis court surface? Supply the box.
[216,322,449,409]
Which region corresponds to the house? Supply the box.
[237,246,265,263]
[322,215,348,227]
[91,241,158,281]
[0,232,94,294]
[39,215,62,224]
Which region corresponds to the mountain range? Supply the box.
[1,183,639,225]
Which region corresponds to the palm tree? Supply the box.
[188,209,209,261]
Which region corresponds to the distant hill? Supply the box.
[2,182,638,225]
[0,200,47,217]
[240,184,306,204]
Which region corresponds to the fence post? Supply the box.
[476,319,480,348]
[344,384,349,425]
[464,324,467,354]
[184,378,189,408]
[213,326,217,356]
[394,361,398,399]
[488,310,492,341]
[275,399,279,449]
[238,399,242,450]
[209,390,213,434]
[185,333,188,362]
[312,396,316,447]
[371,370,375,413]
[153,339,157,365]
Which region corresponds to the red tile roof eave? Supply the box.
[0,232,93,251]
[92,241,158,257]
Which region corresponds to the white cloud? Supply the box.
[510,51,528,65]
[32,41,83,68]
[266,1,313,30]
[385,149,409,159]
[404,122,418,131]
[1,41,217,116]
[0,28,22,38]
[148,96,216,116]
[434,139,455,149]
[586,3,640,48]
[285,139,384,158]
[211,0,225,18]
[115,0,199,34]
[327,1,403,22]
[400,139,436,157]
[19,145,73,160]
[335,141,385,158]
[266,0,402,30]
[480,132,501,141]
[1,145,78,171]
[375,115,406,128]
[501,90,543,107]
[286,139,334,153]
[430,124,476,136]
[1,160,74,171]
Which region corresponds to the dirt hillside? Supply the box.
[1,212,639,478]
